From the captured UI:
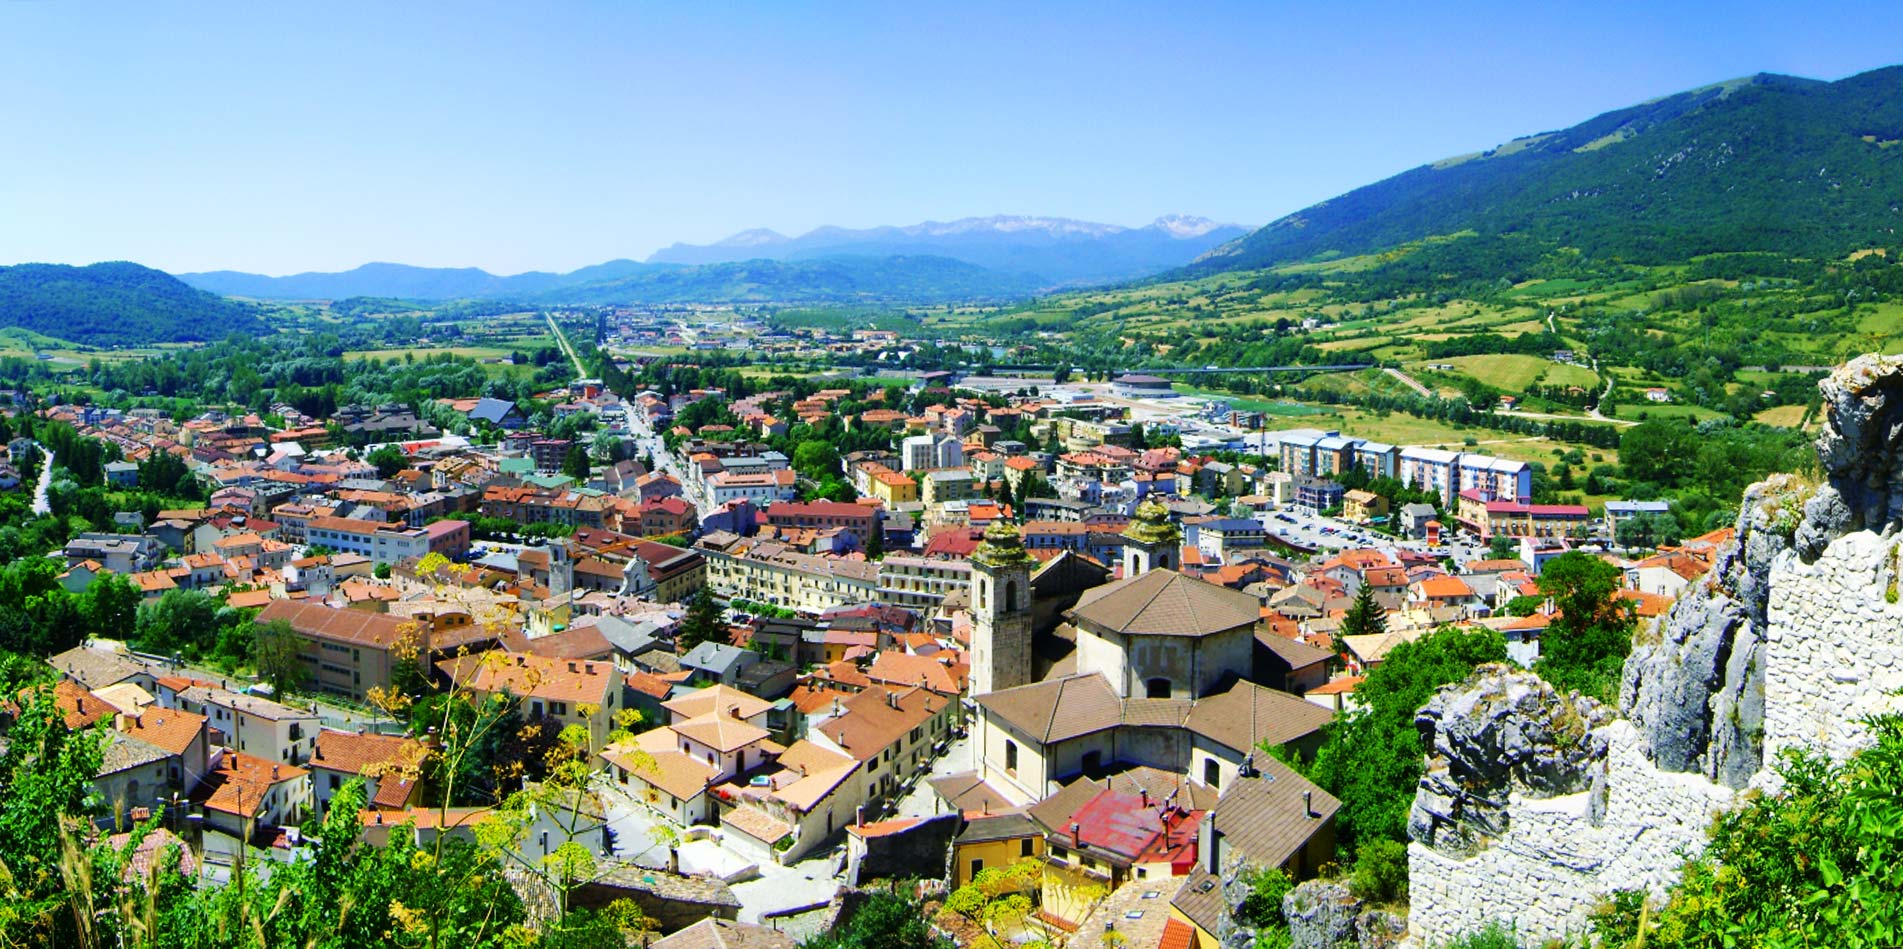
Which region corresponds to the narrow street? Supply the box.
[30,447,54,515]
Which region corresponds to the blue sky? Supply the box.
[2,2,1898,275]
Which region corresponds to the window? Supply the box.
[552,702,569,717]
[1051,845,1068,861]
[971,859,984,877]
[532,701,544,718]
[329,774,340,790]
[1137,868,1148,879]
[1004,740,1018,774]
[1145,678,1172,699]
[1020,838,1034,857]
[1203,758,1221,789]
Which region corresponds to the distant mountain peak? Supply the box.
[1148,214,1235,238]
[714,228,790,248]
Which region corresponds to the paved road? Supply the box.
[29,448,53,515]
[545,312,588,380]
[1384,367,1433,398]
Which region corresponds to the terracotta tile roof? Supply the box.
[976,674,1122,743]
[1069,569,1261,638]
[257,599,416,650]
[1305,676,1363,696]
[193,751,308,818]
[311,729,425,779]
[815,686,943,761]
[436,653,616,707]
[865,650,967,695]
[604,745,714,800]
[673,715,771,754]
[50,680,111,729]
[119,707,207,756]
[1414,575,1476,599]
[662,684,774,722]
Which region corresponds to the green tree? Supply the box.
[810,889,955,949]
[1487,533,1517,561]
[1340,583,1386,641]
[132,587,223,660]
[366,443,408,479]
[0,684,108,941]
[677,586,725,652]
[1308,626,1507,851]
[561,444,591,482]
[792,439,841,479]
[1616,510,1683,551]
[1534,551,1634,701]
[83,572,141,637]
[253,617,305,695]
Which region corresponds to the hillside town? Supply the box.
[0,353,1742,947]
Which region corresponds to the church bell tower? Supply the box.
[1121,496,1181,576]
[970,519,1034,697]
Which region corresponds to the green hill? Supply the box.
[0,261,264,346]
[1194,67,1903,274]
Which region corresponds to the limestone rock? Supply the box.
[1353,910,1407,949]
[1408,665,1614,856]
[1798,352,1903,558]
[1282,880,1359,949]
[1620,481,1788,787]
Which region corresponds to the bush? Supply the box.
[1235,866,1292,929]
[1435,922,1518,949]
[1348,838,1410,904]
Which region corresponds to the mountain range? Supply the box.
[646,214,1248,283]
[1189,67,1903,275]
[176,214,1244,303]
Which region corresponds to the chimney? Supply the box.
[668,845,681,874]
[1140,788,1149,807]
[568,661,577,673]
[856,805,865,828]
[272,764,279,779]
[1069,822,1081,848]
[585,662,594,675]
[1303,791,1315,819]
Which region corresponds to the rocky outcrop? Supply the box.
[1406,354,1903,946]
[1408,666,1615,857]
[1622,354,1903,788]
[1279,881,1403,949]
[1796,353,1903,559]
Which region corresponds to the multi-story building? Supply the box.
[437,652,622,752]
[304,516,433,566]
[174,686,320,766]
[1454,491,1591,540]
[708,470,798,506]
[876,555,972,612]
[1458,455,1532,504]
[764,500,882,539]
[697,532,880,614]
[900,434,938,472]
[1398,447,1463,505]
[1352,441,1399,480]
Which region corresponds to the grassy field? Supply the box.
[1411,354,1599,392]
[1754,404,1813,427]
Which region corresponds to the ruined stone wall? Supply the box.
[1407,720,1735,942]
[1762,530,1903,766]
[1405,354,1903,946]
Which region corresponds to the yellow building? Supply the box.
[951,814,1045,888]
[870,470,920,506]
[1342,489,1388,523]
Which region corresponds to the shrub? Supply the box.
[1436,922,1519,949]
[1349,838,1410,904]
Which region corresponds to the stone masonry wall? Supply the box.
[1407,354,1903,945]
[1762,529,1903,766]
[1409,533,1901,945]
[1408,720,1735,942]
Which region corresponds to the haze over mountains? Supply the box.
[177,214,1246,303]
[12,64,1903,347]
